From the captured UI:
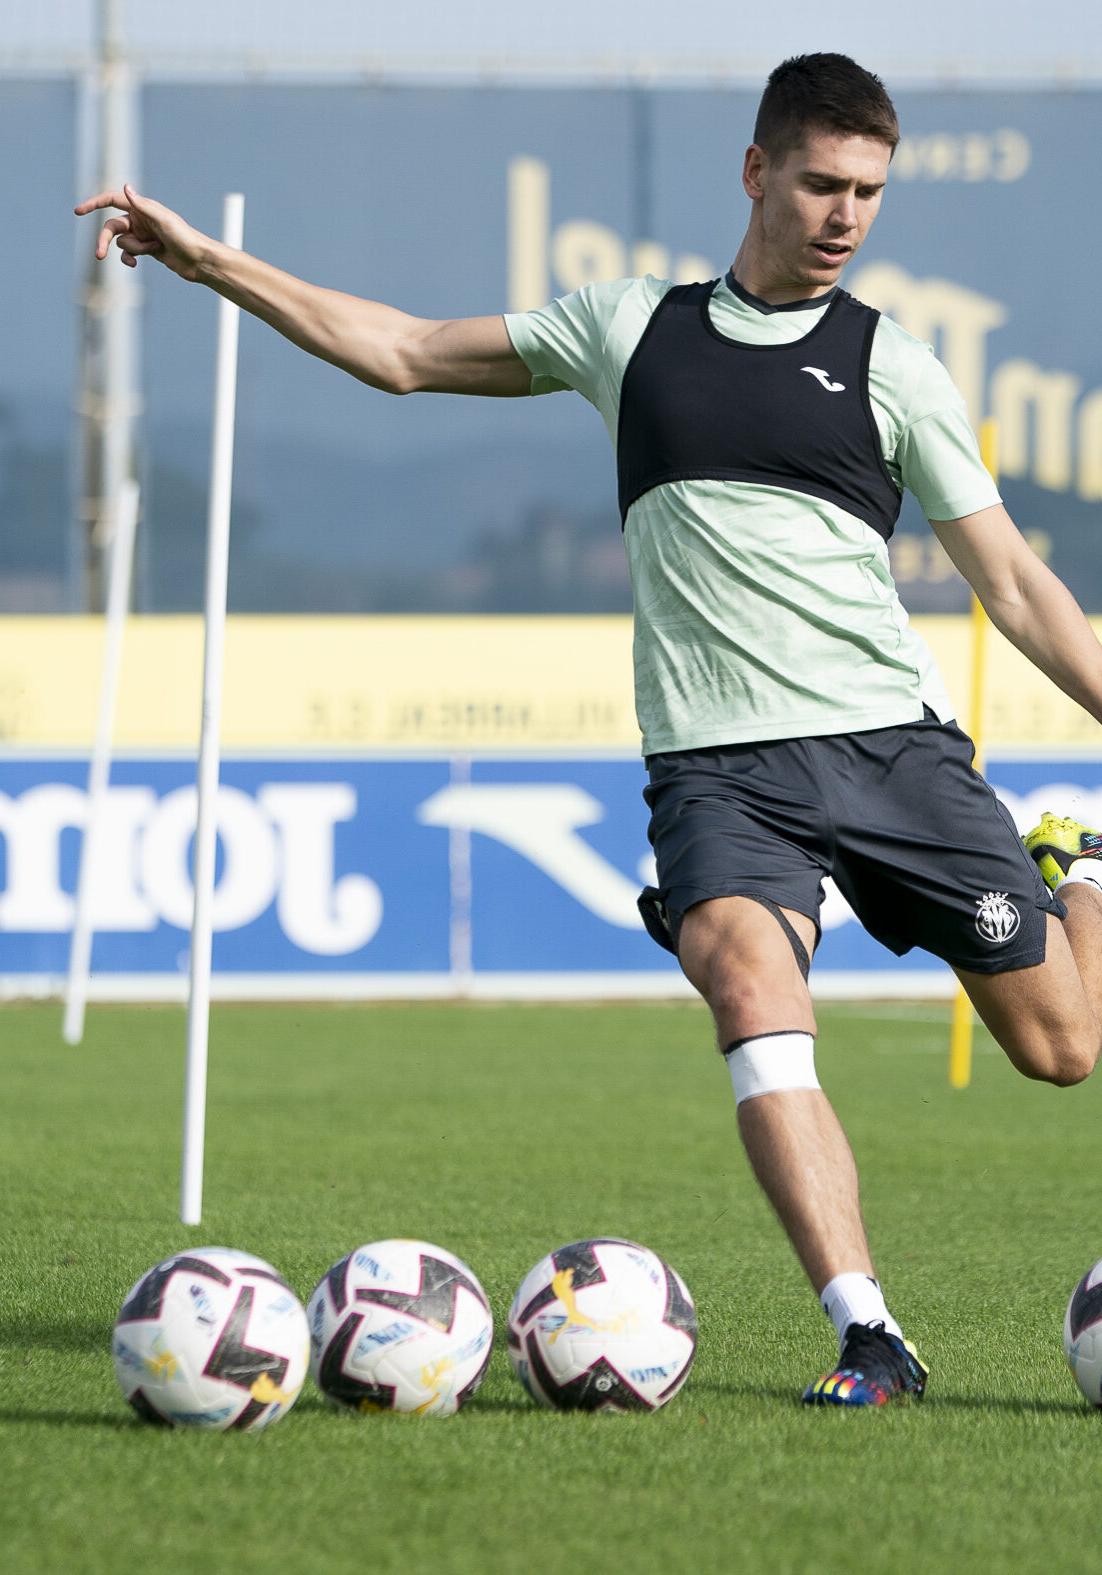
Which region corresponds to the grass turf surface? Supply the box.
[2,999,1100,1573]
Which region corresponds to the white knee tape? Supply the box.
[727,1032,820,1105]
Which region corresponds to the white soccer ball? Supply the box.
[306,1239,494,1416]
[112,1247,310,1430]
[507,1238,697,1412]
[1064,1259,1102,1405]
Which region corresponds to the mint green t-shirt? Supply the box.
[504,275,1000,755]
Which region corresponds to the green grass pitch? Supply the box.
[2,998,1101,1573]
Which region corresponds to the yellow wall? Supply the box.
[0,614,1096,751]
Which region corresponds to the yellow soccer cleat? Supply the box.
[1023,811,1102,892]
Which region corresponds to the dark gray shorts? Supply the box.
[642,713,1065,975]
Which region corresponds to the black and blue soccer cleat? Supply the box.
[802,1320,928,1407]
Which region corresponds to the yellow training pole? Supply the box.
[948,418,998,1088]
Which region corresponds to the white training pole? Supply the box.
[63,478,140,1045]
[181,193,245,1226]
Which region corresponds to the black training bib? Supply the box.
[616,281,902,540]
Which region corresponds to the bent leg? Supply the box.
[678,895,876,1294]
[956,894,1102,1086]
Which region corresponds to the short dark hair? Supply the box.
[753,54,900,162]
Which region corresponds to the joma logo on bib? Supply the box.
[975,890,1020,943]
[800,366,846,393]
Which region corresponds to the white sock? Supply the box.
[1056,858,1102,895]
[820,1272,903,1348]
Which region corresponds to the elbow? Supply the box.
[382,336,428,395]
[974,567,1029,628]
[339,337,421,395]
[349,362,417,396]
[983,585,1024,625]
[378,356,419,395]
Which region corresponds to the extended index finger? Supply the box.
[73,189,131,218]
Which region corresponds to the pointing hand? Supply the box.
[74,184,209,280]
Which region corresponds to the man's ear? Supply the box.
[742,143,766,200]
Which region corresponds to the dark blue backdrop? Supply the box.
[10,81,1102,613]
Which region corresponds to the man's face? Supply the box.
[743,128,892,295]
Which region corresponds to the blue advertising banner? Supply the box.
[4,753,1101,998]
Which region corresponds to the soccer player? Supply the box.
[77,52,1102,1407]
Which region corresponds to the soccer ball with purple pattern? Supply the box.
[507,1238,697,1412]
[306,1239,493,1416]
[111,1247,310,1430]
[1063,1259,1102,1405]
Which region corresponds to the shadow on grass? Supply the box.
[0,1318,112,1355]
[0,1406,136,1431]
[692,1379,1089,1417]
[296,1393,532,1418]
[464,1398,536,1415]
[926,1393,1089,1417]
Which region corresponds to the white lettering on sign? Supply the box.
[259,784,382,954]
[0,784,86,930]
[0,780,382,954]
[0,785,156,930]
[84,787,158,930]
[418,782,644,928]
[140,785,278,931]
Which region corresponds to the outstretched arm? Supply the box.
[74,185,531,397]
[932,503,1102,724]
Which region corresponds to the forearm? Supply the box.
[984,564,1102,725]
[76,187,530,396]
[196,239,420,392]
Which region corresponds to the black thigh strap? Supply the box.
[636,887,812,978]
[744,894,813,981]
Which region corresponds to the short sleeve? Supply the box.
[897,352,1001,521]
[504,278,644,406]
